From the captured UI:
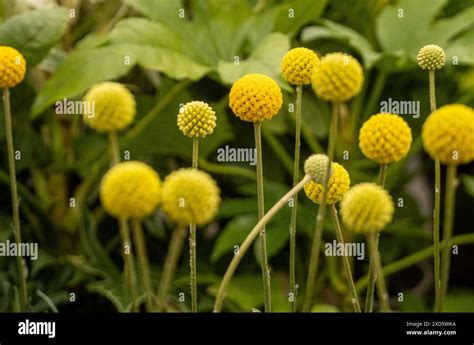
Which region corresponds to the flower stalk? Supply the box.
[132,219,154,311]
[190,137,199,312]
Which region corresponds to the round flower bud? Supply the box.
[304,154,332,183]
[422,104,474,165]
[311,53,363,102]
[100,161,161,219]
[161,168,220,226]
[83,82,136,132]
[359,113,412,164]
[340,182,394,234]
[229,73,283,122]
[416,45,446,70]
[0,46,26,88]
[304,163,350,205]
[281,47,319,85]
[177,101,216,138]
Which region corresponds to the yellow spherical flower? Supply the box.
[416,45,446,70]
[311,53,363,102]
[422,104,474,165]
[229,73,283,122]
[304,163,350,205]
[83,82,136,132]
[177,101,216,138]
[281,47,319,85]
[340,183,394,234]
[100,161,161,219]
[161,168,220,226]
[359,113,412,164]
[0,46,26,88]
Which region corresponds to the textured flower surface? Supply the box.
[359,113,412,164]
[304,163,350,204]
[340,183,394,234]
[83,82,136,132]
[304,154,332,184]
[0,46,26,88]
[229,73,283,122]
[177,101,216,138]
[422,104,474,165]
[417,45,446,70]
[281,47,319,85]
[100,161,161,219]
[311,53,363,102]
[161,168,220,226]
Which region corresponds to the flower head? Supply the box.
[422,104,474,165]
[311,53,363,102]
[417,45,446,70]
[0,46,26,88]
[359,113,412,164]
[177,101,216,138]
[340,183,394,234]
[281,47,319,85]
[304,154,332,184]
[304,163,350,204]
[161,168,220,226]
[229,73,283,122]
[83,82,136,132]
[100,161,161,219]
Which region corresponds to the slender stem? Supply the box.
[119,218,138,312]
[330,205,361,312]
[429,69,442,312]
[213,175,312,312]
[156,227,187,311]
[440,164,457,310]
[355,233,474,294]
[192,138,199,169]
[3,88,27,310]
[328,102,339,161]
[365,232,378,312]
[254,121,271,312]
[189,223,198,312]
[132,219,154,311]
[109,131,120,165]
[289,84,303,312]
[378,164,387,186]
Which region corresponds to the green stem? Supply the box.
[330,205,361,312]
[429,69,442,312]
[378,164,387,186]
[192,138,199,169]
[213,175,312,312]
[189,223,198,312]
[109,131,120,165]
[119,218,138,312]
[3,88,27,310]
[254,121,271,312]
[289,84,302,312]
[156,227,187,311]
[132,218,154,311]
[355,233,474,294]
[365,232,377,312]
[440,164,457,310]
[328,102,339,161]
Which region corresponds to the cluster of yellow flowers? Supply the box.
[0,46,26,88]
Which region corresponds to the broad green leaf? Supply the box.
[273,0,328,37]
[0,7,69,66]
[31,46,135,116]
[217,33,291,90]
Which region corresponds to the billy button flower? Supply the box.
[161,168,220,312]
[281,48,319,311]
[416,44,446,312]
[100,161,162,312]
[302,160,360,312]
[422,104,474,310]
[341,182,394,312]
[229,73,283,312]
[0,46,27,309]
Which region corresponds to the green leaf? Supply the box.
[273,0,328,37]
[31,46,135,117]
[217,33,291,91]
[444,290,474,312]
[0,7,69,66]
